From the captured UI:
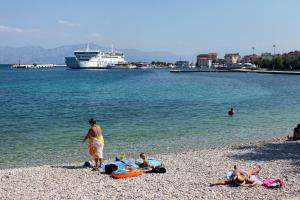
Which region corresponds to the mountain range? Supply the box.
[0,44,187,64]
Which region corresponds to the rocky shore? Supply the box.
[0,137,299,200]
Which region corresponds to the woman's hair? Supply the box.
[140,153,146,158]
[89,118,96,125]
[297,124,300,129]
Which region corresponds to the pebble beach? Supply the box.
[0,137,299,200]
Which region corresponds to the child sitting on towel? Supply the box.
[135,153,154,170]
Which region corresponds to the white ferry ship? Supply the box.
[65,45,127,69]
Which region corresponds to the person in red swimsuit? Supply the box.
[228,107,235,116]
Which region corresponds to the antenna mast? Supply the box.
[86,42,90,51]
[111,44,114,52]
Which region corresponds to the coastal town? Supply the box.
[168,50,300,71]
[12,49,300,72]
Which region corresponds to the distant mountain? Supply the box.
[0,44,182,64]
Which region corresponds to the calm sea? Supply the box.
[0,65,300,168]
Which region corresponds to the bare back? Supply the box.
[88,125,102,139]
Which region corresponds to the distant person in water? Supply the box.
[210,165,262,187]
[83,118,104,171]
[287,124,300,140]
[228,108,235,116]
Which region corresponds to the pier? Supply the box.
[12,64,66,69]
[170,68,300,75]
[232,69,300,75]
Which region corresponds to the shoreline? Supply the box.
[0,135,289,170]
[0,136,299,200]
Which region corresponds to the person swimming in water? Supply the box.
[228,108,235,116]
[83,118,104,171]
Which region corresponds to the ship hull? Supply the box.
[68,66,113,69]
[65,57,114,69]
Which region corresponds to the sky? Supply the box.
[0,0,300,57]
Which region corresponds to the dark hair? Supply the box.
[89,118,96,125]
[297,124,300,129]
[140,152,145,157]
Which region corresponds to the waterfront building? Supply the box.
[241,54,260,63]
[224,53,241,66]
[196,52,217,67]
[283,51,300,58]
[207,52,218,62]
[196,54,211,67]
[196,55,210,67]
[261,53,273,60]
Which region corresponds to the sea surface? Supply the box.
[1,65,300,169]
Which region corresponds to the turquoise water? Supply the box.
[1,65,300,168]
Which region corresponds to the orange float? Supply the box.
[111,167,144,179]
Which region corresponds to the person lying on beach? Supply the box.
[135,153,154,170]
[83,118,104,171]
[287,124,300,140]
[209,165,262,187]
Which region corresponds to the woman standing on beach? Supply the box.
[83,118,104,171]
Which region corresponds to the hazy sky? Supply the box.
[0,0,300,56]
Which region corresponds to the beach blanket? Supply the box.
[104,157,165,177]
[135,157,162,168]
[103,160,139,174]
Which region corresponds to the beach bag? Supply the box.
[104,164,118,174]
[83,161,92,168]
[262,178,285,188]
[146,166,166,173]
